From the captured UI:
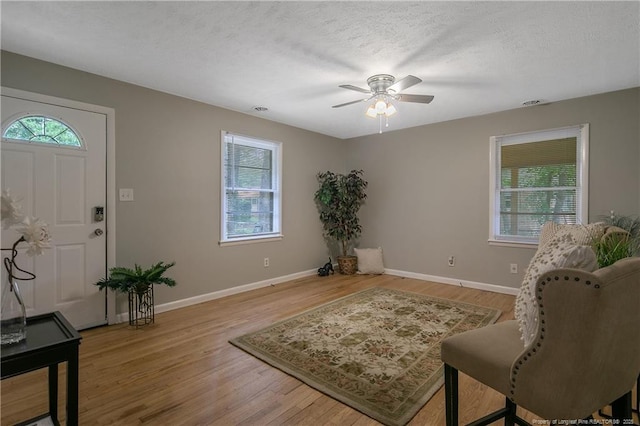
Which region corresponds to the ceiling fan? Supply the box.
[332,74,434,110]
[332,74,434,133]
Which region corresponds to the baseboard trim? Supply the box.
[384,268,519,296]
[115,268,318,323]
[115,267,518,323]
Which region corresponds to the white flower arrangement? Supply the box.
[1,190,51,255]
[1,190,51,282]
[1,189,24,229]
[17,216,52,256]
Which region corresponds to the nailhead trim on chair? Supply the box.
[509,273,601,404]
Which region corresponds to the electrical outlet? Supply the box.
[448,256,455,267]
[510,263,518,274]
[264,257,269,267]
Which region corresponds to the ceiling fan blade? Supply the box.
[339,84,371,94]
[396,94,434,104]
[388,75,422,93]
[332,98,369,108]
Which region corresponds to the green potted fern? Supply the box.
[315,170,368,274]
[594,214,640,267]
[95,261,176,326]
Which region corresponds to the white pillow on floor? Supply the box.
[354,247,385,275]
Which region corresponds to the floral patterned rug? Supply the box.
[230,287,501,426]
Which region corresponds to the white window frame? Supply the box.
[220,131,283,246]
[489,124,589,247]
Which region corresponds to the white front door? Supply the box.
[1,94,108,330]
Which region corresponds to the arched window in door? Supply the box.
[2,115,82,147]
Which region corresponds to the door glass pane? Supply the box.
[3,116,82,147]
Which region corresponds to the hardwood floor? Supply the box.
[1,274,636,425]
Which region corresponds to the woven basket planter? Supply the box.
[337,255,358,275]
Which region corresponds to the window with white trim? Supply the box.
[489,124,589,245]
[221,131,282,244]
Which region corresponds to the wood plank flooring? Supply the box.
[1,273,637,425]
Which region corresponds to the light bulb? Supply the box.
[386,103,397,116]
[374,99,386,114]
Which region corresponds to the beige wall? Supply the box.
[346,88,640,288]
[2,51,638,303]
[1,51,346,310]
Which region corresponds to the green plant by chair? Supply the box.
[594,214,640,267]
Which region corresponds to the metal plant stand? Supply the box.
[128,285,154,327]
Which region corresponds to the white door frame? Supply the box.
[1,86,117,325]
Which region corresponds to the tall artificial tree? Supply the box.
[315,170,368,257]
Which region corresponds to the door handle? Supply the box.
[94,229,104,236]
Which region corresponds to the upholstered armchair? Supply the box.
[441,257,640,424]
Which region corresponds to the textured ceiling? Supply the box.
[1,1,639,139]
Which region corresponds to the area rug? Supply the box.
[229,287,501,426]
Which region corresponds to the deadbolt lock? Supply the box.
[94,206,104,222]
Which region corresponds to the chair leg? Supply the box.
[505,397,516,426]
[611,391,632,423]
[444,363,458,426]
[444,364,530,426]
[631,375,640,414]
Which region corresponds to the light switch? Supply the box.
[119,188,134,202]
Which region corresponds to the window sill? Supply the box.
[219,234,283,247]
[488,239,538,249]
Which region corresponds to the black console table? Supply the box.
[1,311,82,426]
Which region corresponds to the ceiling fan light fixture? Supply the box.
[334,74,432,132]
[366,100,396,120]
